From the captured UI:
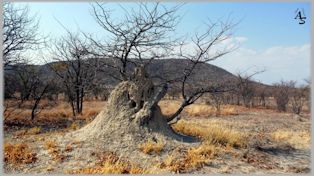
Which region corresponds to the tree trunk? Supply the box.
[76,88,80,114]
[79,88,84,114]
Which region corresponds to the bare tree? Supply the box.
[5,63,53,120]
[303,78,311,110]
[209,92,225,116]
[3,2,45,67]
[166,19,237,123]
[29,76,53,120]
[290,83,308,115]
[86,2,181,80]
[273,80,294,112]
[235,70,264,107]
[255,83,269,107]
[48,32,97,116]
[88,2,237,123]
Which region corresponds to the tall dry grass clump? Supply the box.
[67,151,148,174]
[160,143,218,173]
[138,139,165,155]
[4,143,37,164]
[172,120,247,148]
[271,129,310,149]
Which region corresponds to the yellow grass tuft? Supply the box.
[44,140,57,150]
[67,151,148,174]
[161,144,217,173]
[271,129,310,149]
[4,143,37,164]
[44,140,66,162]
[162,154,185,173]
[27,127,42,135]
[69,122,79,130]
[172,120,247,148]
[138,139,165,155]
[186,144,217,168]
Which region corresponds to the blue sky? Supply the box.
[15,2,311,85]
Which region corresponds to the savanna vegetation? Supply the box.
[3,2,311,174]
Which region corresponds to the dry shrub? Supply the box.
[172,120,247,148]
[138,139,165,155]
[67,151,147,174]
[4,143,37,164]
[271,129,310,149]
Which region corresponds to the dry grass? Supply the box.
[186,144,217,168]
[172,119,247,148]
[64,144,73,152]
[67,151,148,174]
[4,100,106,124]
[27,127,42,134]
[14,127,42,137]
[70,161,146,174]
[4,143,37,164]
[44,140,58,149]
[159,100,239,117]
[271,129,310,149]
[44,140,66,162]
[69,122,80,130]
[138,139,165,155]
[161,143,217,173]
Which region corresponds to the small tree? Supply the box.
[235,70,264,107]
[210,92,225,116]
[291,83,308,115]
[273,80,294,112]
[255,84,269,107]
[6,63,53,120]
[49,32,97,116]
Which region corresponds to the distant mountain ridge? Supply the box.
[5,58,270,90]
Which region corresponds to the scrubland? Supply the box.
[3,99,311,174]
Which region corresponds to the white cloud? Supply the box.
[172,36,310,85]
[211,43,310,85]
